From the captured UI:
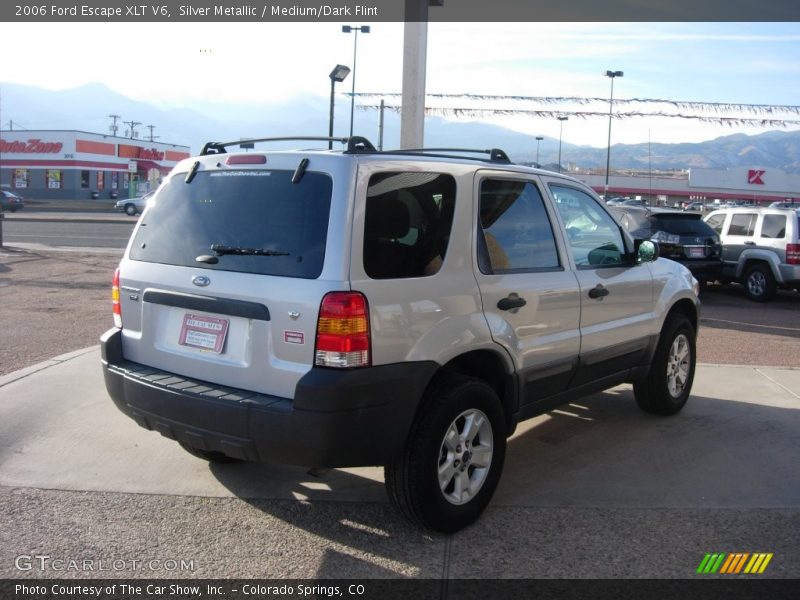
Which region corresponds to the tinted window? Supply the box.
[760,214,787,239]
[479,179,560,273]
[363,172,456,279]
[551,185,626,268]
[130,170,332,279]
[651,215,716,236]
[728,213,757,236]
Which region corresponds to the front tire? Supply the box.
[124,203,137,216]
[385,374,507,533]
[634,315,696,416]
[743,264,776,302]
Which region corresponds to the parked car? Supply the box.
[114,191,154,216]
[620,198,647,207]
[768,201,800,209]
[610,205,722,286]
[0,190,25,212]
[683,202,705,212]
[704,206,800,301]
[102,136,700,533]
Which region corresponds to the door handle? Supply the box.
[588,285,610,299]
[744,241,756,246]
[497,294,527,311]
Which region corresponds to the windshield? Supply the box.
[130,169,332,278]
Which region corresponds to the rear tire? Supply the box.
[634,315,696,416]
[743,264,776,302]
[124,203,137,216]
[178,441,241,464]
[385,374,507,533]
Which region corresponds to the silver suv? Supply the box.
[704,206,800,301]
[101,136,700,532]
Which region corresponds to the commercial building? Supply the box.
[575,167,800,206]
[0,130,191,200]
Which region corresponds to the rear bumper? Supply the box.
[681,259,723,281]
[101,328,438,468]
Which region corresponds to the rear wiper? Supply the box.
[210,244,290,257]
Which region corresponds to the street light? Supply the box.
[557,117,568,173]
[604,70,624,197]
[535,136,544,167]
[328,64,351,149]
[342,25,370,137]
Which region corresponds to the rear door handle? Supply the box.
[588,285,610,299]
[497,295,527,311]
[744,241,756,246]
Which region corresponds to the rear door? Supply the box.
[544,181,655,386]
[118,156,349,399]
[473,173,581,404]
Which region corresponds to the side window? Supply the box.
[705,213,726,234]
[478,179,560,274]
[363,172,456,279]
[760,215,787,239]
[728,213,757,236]
[550,185,626,268]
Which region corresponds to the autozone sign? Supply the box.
[0,138,64,153]
[748,169,765,185]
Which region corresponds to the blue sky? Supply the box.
[2,22,799,147]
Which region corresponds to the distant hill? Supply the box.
[2,82,800,173]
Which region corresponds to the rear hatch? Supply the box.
[650,213,721,261]
[116,155,349,399]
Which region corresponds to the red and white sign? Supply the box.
[0,138,63,153]
[748,169,765,185]
[284,331,305,345]
[179,313,230,353]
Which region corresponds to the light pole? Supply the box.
[604,70,624,198]
[328,64,350,149]
[342,25,370,137]
[557,117,568,173]
[535,136,543,167]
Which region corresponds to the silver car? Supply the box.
[101,136,700,532]
[704,206,800,301]
[114,191,154,216]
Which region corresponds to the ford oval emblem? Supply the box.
[192,275,211,287]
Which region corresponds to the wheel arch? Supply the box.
[665,298,698,335]
[439,349,518,434]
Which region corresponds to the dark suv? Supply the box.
[610,205,722,285]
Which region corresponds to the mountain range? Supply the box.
[2,82,800,173]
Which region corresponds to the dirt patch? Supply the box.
[0,247,120,375]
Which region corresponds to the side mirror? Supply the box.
[635,239,659,264]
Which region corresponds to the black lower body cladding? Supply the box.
[100,328,438,468]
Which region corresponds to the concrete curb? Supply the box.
[0,346,98,388]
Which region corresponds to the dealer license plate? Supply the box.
[178,313,229,353]
[688,247,705,258]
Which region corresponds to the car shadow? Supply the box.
[205,383,800,577]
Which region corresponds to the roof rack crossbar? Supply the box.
[199,136,376,156]
[378,147,512,164]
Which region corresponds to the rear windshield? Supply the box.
[130,169,332,279]
[650,215,715,236]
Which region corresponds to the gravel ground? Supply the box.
[1,246,798,376]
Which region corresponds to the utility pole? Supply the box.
[108,114,121,136]
[146,124,159,142]
[124,120,141,139]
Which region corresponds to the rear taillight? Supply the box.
[314,292,370,368]
[787,244,800,265]
[112,268,122,328]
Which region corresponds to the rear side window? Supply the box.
[478,179,560,273]
[728,213,757,236]
[760,214,787,239]
[363,172,456,279]
[130,169,332,279]
[705,213,725,234]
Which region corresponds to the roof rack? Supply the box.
[378,147,512,164]
[199,136,376,156]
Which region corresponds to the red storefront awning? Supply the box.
[136,160,172,174]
